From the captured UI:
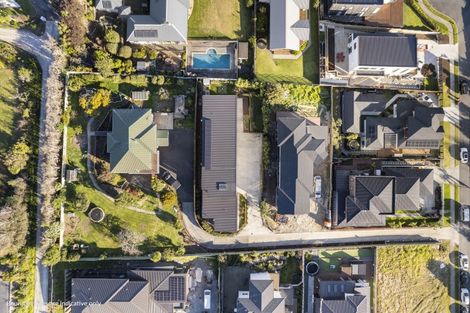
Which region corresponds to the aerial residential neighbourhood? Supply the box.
[0,0,470,312]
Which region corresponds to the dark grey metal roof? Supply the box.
[317,280,370,313]
[356,35,417,67]
[71,269,188,313]
[341,91,391,134]
[201,95,238,232]
[276,112,329,215]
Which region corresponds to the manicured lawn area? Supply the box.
[64,78,186,257]
[403,2,430,30]
[377,244,451,313]
[0,68,19,151]
[188,0,252,40]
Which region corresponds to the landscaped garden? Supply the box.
[62,74,197,258]
[188,0,253,40]
[377,243,453,313]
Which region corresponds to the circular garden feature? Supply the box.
[88,207,105,223]
[306,261,320,276]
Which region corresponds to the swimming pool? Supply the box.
[192,48,231,70]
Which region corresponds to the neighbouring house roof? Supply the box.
[316,280,371,313]
[126,0,189,44]
[71,269,189,313]
[237,272,286,313]
[363,99,444,150]
[276,112,329,215]
[155,112,174,130]
[337,175,395,227]
[335,167,435,227]
[95,0,122,12]
[201,95,239,233]
[269,0,310,51]
[341,91,392,133]
[353,34,417,68]
[107,109,158,174]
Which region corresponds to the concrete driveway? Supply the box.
[159,129,194,203]
[0,281,9,313]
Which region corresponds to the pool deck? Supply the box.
[187,40,238,79]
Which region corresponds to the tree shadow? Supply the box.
[427,258,458,301]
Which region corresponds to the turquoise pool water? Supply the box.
[192,49,231,70]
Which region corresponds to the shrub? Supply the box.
[18,67,33,83]
[132,48,147,59]
[104,29,121,44]
[148,50,158,60]
[105,43,119,55]
[4,138,31,175]
[94,50,115,77]
[151,75,165,86]
[118,45,132,59]
[161,190,177,207]
[42,245,61,266]
[79,88,111,115]
[151,176,166,193]
[245,0,254,7]
[150,251,162,263]
[118,230,144,256]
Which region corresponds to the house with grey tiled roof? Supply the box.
[70,269,189,313]
[94,0,122,13]
[362,99,444,151]
[126,0,189,44]
[200,95,239,233]
[314,280,370,313]
[237,272,287,313]
[334,167,436,228]
[264,0,310,51]
[348,34,417,77]
[276,112,329,215]
[107,109,169,174]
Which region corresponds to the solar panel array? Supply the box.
[154,276,185,302]
[405,139,439,148]
[134,30,158,38]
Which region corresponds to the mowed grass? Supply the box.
[403,2,430,30]
[377,244,451,313]
[188,0,252,39]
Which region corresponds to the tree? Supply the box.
[4,138,31,175]
[94,50,115,77]
[42,245,61,266]
[79,88,111,115]
[161,190,177,207]
[161,248,176,261]
[117,230,144,256]
[151,176,166,192]
[104,29,120,44]
[118,45,132,59]
[18,67,33,83]
[148,50,158,60]
[74,191,90,212]
[150,251,162,263]
[106,43,118,55]
[421,63,436,77]
[59,0,87,54]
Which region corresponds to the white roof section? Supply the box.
[269,0,310,50]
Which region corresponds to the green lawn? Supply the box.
[319,248,373,272]
[377,244,451,313]
[0,68,19,150]
[188,0,252,40]
[280,256,302,284]
[64,79,185,257]
[254,1,319,84]
[403,2,430,30]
